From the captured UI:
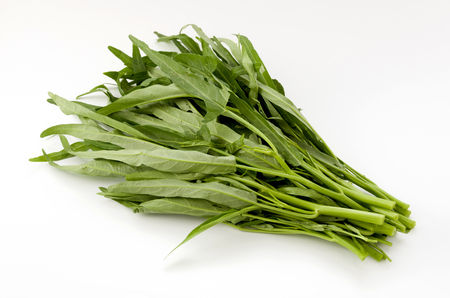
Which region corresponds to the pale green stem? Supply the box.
[229,174,385,225]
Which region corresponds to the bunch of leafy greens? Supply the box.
[31,25,415,261]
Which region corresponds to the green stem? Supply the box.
[302,162,395,210]
[227,223,333,242]
[398,214,416,229]
[315,161,354,189]
[358,241,385,262]
[341,161,410,210]
[233,163,366,210]
[394,205,411,217]
[229,175,385,225]
[348,220,397,237]
[319,163,399,212]
[341,188,395,210]
[385,218,406,233]
[255,202,320,219]
[214,147,382,212]
[369,206,399,221]
[317,206,385,225]
[324,231,368,261]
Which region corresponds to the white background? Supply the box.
[1,0,449,297]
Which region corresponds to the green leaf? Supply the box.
[240,46,259,105]
[103,71,119,81]
[226,134,245,154]
[216,38,242,63]
[48,92,158,142]
[138,198,231,217]
[119,77,133,95]
[126,170,208,181]
[245,79,333,156]
[199,37,215,57]
[98,190,157,203]
[140,76,172,87]
[113,200,141,210]
[211,35,240,66]
[166,205,258,257]
[134,125,208,152]
[96,84,191,115]
[110,110,184,133]
[146,104,281,169]
[129,35,229,122]
[154,31,190,53]
[237,35,277,90]
[273,79,285,95]
[41,124,164,151]
[76,84,117,102]
[197,123,211,142]
[174,53,217,76]
[108,46,133,68]
[132,44,146,73]
[115,67,133,96]
[238,76,300,121]
[173,98,202,115]
[228,94,303,166]
[42,150,142,177]
[29,141,89,162]
[183,24,237,67]
[106,179,257,209]
[83,139,124,151]
[59,135,236,174]
[78,116,99,127]
[213,61,249,100]
[156,32,202,55]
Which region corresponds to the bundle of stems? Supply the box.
[31,25,415,261]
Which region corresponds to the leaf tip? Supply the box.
[164,246,179,261]
[128,34,137,42]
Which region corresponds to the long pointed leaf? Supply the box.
[156,33,202,55]
[29,141,89,162]
[166,205,258,257]
[147,104,281,169]
[183,24,237,67]
[43,150,143,177]
[154,32,190,53]
[41,124,164,151]
[96,84,191,115]
[129,35,229,122]
[108,46,133,68]
[237,35,277,90]
[59,135,236,174]
[174,53,217,76]
[48,92,156,142]
[132,44,146,73]
[138,198,231,217]
[228,94,303,166]
[126,170,208,181]
[110,110,184,133]
[216,38,242,63]
[106,179,257,208]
